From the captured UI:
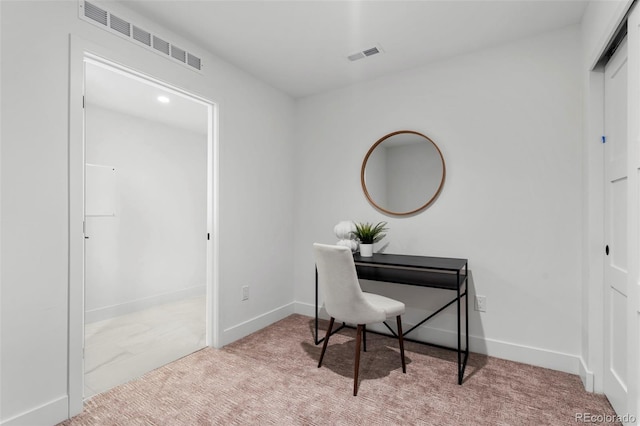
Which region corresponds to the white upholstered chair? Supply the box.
[313,243,406,395]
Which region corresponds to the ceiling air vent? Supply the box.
[132,26,151,46]
[348,45,383,62]
[187,53,201,70]
[363,47,380,57]
[84,1,107,26]
[110,14,131,37]
[79,1,203,72]
[171,45,186,63]
[153,36,170,55]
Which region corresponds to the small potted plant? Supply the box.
[352,221,388,257]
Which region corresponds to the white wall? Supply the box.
[0,1,295,424]
[294,26,583,373]
[84,106,207,322]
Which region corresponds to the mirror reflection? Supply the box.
[361,131,445,216]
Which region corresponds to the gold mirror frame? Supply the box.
[361,130,446,216]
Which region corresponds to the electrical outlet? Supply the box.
[475,295,486,312]
[242,285,249,301]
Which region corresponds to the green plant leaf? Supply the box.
[351,221,388,244]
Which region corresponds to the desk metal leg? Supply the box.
[315,267,320,345]
[465,278,469,380]
[457,273,469,385]
[457,275,462,384]
[452,269,470,385]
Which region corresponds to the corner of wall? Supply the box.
[293,301,316,318]
[579,357,595,392]
[221,302,295,346]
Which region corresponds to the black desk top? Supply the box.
[352,252,467,290]
[353,252,467,272]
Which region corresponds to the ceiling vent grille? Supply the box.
[363,47,380,57]
[171,46,186,63]
[84,1,107,26]
[348,45,383,62]
[153,35,170,55]
[187,54,201,70]
[110,14,130,37]
[132,26,151,46]
[79,1,202,72]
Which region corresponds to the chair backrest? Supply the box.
[313,243,386,325]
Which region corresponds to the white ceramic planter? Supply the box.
[359,243,374,257]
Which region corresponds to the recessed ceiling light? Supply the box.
[157,95,170,103]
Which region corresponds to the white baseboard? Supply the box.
[222,302,295,346]
[0,395,68,426]
[294,301,318,318]
[293,301,580,375]
[469,333,580,375]
[579,357,595,392]
[85,285,206,323]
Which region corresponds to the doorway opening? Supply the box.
[81,57,214,397]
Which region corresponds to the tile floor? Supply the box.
[84,295,206,398]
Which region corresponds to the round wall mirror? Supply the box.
[361,130,446,216]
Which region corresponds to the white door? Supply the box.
[604,37,629,416]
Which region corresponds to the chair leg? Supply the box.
[318,317,335,368]
[354,324,363,396]
[363,324,367,352]
[396,315,406,373]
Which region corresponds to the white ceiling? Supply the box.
[86,0,588,129]
[117,0,589,99]
[85,60,209,134]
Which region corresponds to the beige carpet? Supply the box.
[60,314,618,425]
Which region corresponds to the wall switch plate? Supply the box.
[475,295,486,312]
[242,285,249,301]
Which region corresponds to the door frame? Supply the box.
[583,1,640,421]
[626,4,640,420]
[69,35,220,417]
